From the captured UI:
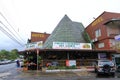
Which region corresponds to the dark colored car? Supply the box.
[94,60,116,76]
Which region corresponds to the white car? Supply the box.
[94,60,116,76]
[0,59,11,64]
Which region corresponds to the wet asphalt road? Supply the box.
[0,63,120,80]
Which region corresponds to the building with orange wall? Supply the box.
[31,32,50,43]
[85,11,120,50]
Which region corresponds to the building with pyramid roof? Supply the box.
[20,14,116,70]
[43,15,86,49]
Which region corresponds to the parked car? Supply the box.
[94,59,116,76]
[0,60,5,65]
[0,59,12,65]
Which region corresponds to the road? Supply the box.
[0,63,120,80]
[0,63,16,73]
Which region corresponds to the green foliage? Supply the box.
[83,31,91,43]
[0,49,10,60]
[0,49,19,60]
[37,56,42,64]
[83,31,95,49]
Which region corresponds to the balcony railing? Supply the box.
[109,34,119,39]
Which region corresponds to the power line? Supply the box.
[0,21,25,44]
[0,25,24,47]
[0,12,26,43]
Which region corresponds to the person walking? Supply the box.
[16,60,20,67]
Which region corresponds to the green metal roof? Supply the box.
[43,15,86,49]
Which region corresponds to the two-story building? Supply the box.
[85,11,120,50]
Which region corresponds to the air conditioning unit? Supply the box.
[94,38,98,42]
[91,38,98,42]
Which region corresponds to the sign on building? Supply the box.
[53,42,92,49]
[66,60,76,66]
[98,53,107,59]
[25,41,43,50]
[115,35,120,40]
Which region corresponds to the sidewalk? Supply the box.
[8,67,96,80]
[18,67,95,77]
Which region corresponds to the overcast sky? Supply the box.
[0,0,120,51]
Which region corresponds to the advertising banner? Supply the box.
[25,41,43,50]
[115,35,120,40]
[53,42,92,49]
[66,60,76,66]
[98,53,107,59]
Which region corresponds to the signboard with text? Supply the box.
[53,42,92,49]
[66,60,76,66]
[25,41,43,50]
[98,53,107,59]
[115,35,120,40]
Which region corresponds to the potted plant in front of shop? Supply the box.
[22,59,28,71]
[37,56,43,70]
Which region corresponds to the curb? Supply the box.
[46,68,94,72]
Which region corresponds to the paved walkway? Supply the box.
[1,68,120,80]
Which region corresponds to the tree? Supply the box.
[83,31,95,49]
[0,49,10,60]
[0,49,19,60]
[10,49,19,60]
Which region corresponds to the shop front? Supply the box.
[19,41,116,70]
[20,49,116,70]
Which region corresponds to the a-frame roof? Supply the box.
[43,15,86,49]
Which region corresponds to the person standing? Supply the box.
[16,60,20,67]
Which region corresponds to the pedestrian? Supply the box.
[16,60,20,67]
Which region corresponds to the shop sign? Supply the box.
[25,41,43,50]
[98,53,107,59]
[91,17,103,26]
[53,42,92,49]
[115,35,120,40]
[66,60,76,66]
[31,33,44,38]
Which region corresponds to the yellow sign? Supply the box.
[31,33,44,37]
[92,17,103,26]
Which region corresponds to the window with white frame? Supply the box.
[98,43,104,48]
[95,29,101,38]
